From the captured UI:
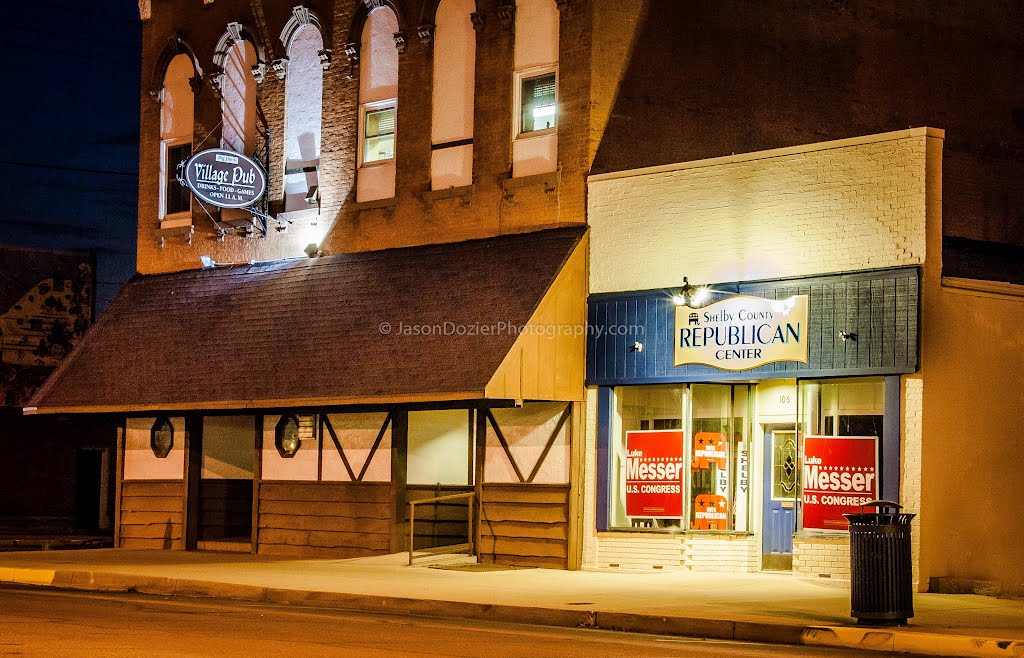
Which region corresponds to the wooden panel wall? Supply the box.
[486,235,588,402]
[406,485,472,550]
[588,267,920,384]
[257,481,392,558]
[198,479,252,542]
[119,480,184,550]
[479,484,570,569]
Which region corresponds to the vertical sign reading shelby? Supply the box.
[625,430,684,518]
[183,148,267,209]
[802,435,879,531]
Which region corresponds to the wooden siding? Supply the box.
[119,480,184,550]
[587,267,919,385]
[198,479,252,542]
[479,484,570,569]
[487,235,588,402]
[257,481,392,558]
[406,485,472,550]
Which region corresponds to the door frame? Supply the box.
[761,422,798,570]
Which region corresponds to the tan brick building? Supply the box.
[583,128,1024,595]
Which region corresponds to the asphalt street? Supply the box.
[0,586,886,657]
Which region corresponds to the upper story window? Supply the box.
[363,104,396,163]
[512,0,559,178]
[356,7,399,203]
[430,0,475,191]
[520,71,556,134]
[281,14,325,214]
[160,54,194,224]
[220,37,258,155]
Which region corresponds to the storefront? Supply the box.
[581,129,942,577]
[27,227,589,569]
[585,269,916,573]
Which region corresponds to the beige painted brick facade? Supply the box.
[901,376,924,589]
[585,532,759,573]
[587,129,936,294]
[583,131,937,577]
[793,535,851,579]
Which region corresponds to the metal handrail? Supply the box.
[408,491,475,566]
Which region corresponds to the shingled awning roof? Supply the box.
[26,227,586,414]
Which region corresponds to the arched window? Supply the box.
[160,54,194,223]
[430,0,475,191]
[283,22,324,213]
[356,7,399,203]
[220,38,258,155]
[512,0,558,178]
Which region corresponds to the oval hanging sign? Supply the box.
[183,148,267,209]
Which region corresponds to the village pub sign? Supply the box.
[182,148,267,209]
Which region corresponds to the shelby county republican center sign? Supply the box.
[675,295,809,371]
[183,148,267,209]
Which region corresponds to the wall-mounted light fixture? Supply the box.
[839,331,858,342]
[673,277,726,308]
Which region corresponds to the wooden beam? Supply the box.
[357,413,391,482]
[389,411,408,554]
[566,401,585,570]
[251,414,263,555]
[113,418,125,549]
[474,408,486,559]
[183,415,202,550]
[323,415,357,481]
[25,391,487,415]
[527,404,572,483]
[486,409,526,483]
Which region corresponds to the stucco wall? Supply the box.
[918,281,1024,594]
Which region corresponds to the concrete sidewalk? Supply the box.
[0,549,1022,657]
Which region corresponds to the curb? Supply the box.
[2,567,1023,657]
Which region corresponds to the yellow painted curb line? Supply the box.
[804,626,1024,657]
[9,568,56,586]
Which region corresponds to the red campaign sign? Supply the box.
[802,435,879,531]
[625,430,684,518]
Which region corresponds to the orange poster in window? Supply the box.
[692,432,727,470]
[691,494,729,530]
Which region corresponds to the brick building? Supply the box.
[22,0,1024,594]
[27,0,647,567]
[579,1,1023,596]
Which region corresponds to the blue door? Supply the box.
[762,425,798,570]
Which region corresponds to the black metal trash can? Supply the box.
[844,500,916,626]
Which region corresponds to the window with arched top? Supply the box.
[356,7,399,203]
[283,24,324,213]
[512,0,559,178]
[221,39,258,155]
[430,0,475,191]
[160,54,194,223]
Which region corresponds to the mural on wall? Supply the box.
[0,247,93,406]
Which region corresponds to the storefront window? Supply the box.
[798,377,884,439]
[689,385,752,531]
[609,384,752,532]
[610,384,683,530]
[798,377,885,532]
